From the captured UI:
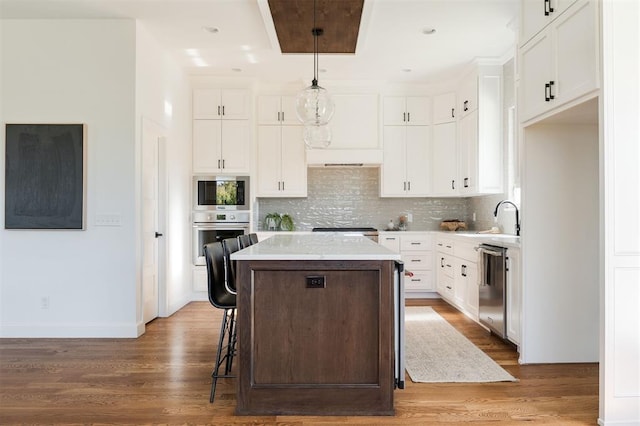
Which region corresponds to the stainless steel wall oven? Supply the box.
[192,211,249,265]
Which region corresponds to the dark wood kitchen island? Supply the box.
[231,233,401,416]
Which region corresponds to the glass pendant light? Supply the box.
[303,123,332,149]
[295,0,334,148]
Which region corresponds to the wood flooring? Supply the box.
[0,299,599,425]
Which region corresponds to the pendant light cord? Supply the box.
[313,0,318,86]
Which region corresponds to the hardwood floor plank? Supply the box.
[0,300,598,424]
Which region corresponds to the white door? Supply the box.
[142,118,163,324]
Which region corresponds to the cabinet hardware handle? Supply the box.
[544,0,550,15]
[446,263,452,268]
[218,159,221,168]
[463,100,469,112]
[407,112,411,122]
[411,279,420,282]
[451,108,455,118]
[386,237,397,241]
[411,242,421,245]
[545,83,551,101]
[441,258,445,267]
[446,245,452,249]
[282,111,284,121]
[218,105,221,116]
[282,181,285,191]
[403,181,407,191]
[155,232,163,238]
[446,285,452,290]
[277,111,280,121]
[411,259,421,262]
[437,243,443,247]
[464,177,469,188]
[403,112,406,122]
[461,264,467,277]
[549,80,555,100]
[506,256,510,272]
[222,159,225,169]
[451,180,456,190]
[278,181,281,190]
[222,105,225,116]
[407,181,411,191]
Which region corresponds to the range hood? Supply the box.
[306,148,383,167]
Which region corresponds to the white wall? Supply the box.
[135,24,192,317]
[0,19,139,337]
[521,120,600,363]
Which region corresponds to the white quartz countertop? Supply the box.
[231,233,402,261]
[431,231,521,249]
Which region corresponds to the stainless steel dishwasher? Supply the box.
[478,244,508,339]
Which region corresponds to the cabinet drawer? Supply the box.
[402,252,433,271]
[438,275,455,300]
[379,234,401,253]
[435,238,455,255]
[405,272,434,291]
[401,235,431,251]
[437,254,454,278]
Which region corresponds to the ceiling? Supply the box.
[0,0,519,85]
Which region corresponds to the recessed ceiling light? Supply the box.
[422,27,436,35]
[203,26,219,34]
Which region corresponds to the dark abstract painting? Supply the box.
[5,124,85,229]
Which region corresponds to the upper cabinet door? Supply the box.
[219,89,250,119]
[520,0,579,45]
[219,120,250,174]
[192,119,222,173]
[257,95,299,125]
[383,97,408,125]
[193,89,222,119]
[405,97,432,125]
[519,29,554,122]
[257,95,283,125]
[331,94,379,149]
[280,96,299,125]
[405,126,431,195]
[458,72,478,118]
[432,92,457,124]
[193,88,249,120]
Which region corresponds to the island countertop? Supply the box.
[231,233,402,261]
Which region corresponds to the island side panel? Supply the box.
[236,259,395,416]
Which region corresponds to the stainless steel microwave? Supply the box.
[193,175,250,211]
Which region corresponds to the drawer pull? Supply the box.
[411,259,422,262]
[411,278,421,282]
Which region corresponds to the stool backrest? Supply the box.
[237,234,252,249]
[249,233,259,245]
[222,238,240,293]
[203,242,235,309]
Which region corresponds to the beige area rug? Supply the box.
[405,306,517,383]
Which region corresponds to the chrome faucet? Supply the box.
[493,200,520,236]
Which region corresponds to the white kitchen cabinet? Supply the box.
[519,0,599,123]
[383,96,431,126]
[431,122,458,196]
[432,92,457,124]
[436,236,480,320]
[458,76,478,119]
[379,232,434,294]
[506,247,522,345]
[257,125,306,197]
[457,64,503,195]
[192,119,250,174]
[257,95,299,125]
[520,0,579,46]
[381,126,431,197]
[193,88,250,120]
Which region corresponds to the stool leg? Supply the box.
[210,309,229,403]
[224,309,236,374]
